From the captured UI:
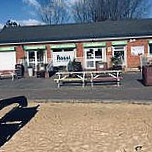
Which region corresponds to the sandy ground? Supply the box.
[1,102,152,152]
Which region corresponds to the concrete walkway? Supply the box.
[0,72,152,103]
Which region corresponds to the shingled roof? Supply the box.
[0,19,152,45]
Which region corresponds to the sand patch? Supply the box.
[1,102,152,152]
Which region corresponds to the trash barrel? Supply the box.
[142,66,152,86]
[15,64,24,78]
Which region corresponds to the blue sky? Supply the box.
[0,0,152,29]
[0,0,44,28]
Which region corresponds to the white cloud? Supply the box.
[0,24,4,29]
[18,19,45,26]
[0,19,45,29]
[22,0,41,9]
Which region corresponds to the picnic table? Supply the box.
[54,70,122,88]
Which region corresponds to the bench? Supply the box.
[0,71,16,81]
[55,72,86,88]
[89,70,123,87]
[54,70,122,88]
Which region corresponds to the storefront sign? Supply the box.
[51,44,76,49]
[52,51,75,66]
[0,47,15,51]
[131,46,144,56]
[112,41,127,46]
[24,45,46,50]
[83,42,106,48]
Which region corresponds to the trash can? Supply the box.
[15,64,24,78]
[142,66,152,86]
[28,67,33,77]
[96,61,107,71]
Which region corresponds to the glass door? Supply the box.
[112,46,127,67]
[84,48,105,69]
[27,50,47,70]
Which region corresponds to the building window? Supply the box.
[149,44,152,55]
[112,45,126,67]
[95,49,102,59]
[87,49,94,59]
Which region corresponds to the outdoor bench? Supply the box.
[54,71,86,88]
[0,70,16,81]
[54,70,122,88]
[89,70,123,87]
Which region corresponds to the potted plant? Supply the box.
[111,56,122,70]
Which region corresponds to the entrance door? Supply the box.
[84,48,106,69]
[112,46,127,67]
[27,50,47,70]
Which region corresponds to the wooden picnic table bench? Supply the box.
[54,70,122,88]
[54,71,86,88]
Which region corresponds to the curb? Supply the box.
[29,99,152,105]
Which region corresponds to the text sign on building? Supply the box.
[131,46,144,56]
[52,51,75,66]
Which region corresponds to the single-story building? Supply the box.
[0,19,152,72]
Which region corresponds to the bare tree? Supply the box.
[4,20,20,28]
[72,0,149,23]
[38,0,70,24]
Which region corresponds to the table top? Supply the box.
[56,70,122,75]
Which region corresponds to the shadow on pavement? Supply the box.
[0,96,39,147]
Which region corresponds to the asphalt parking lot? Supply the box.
[0,71,152,103]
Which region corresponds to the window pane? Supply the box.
[114,51,124,60]
[95,49,102,59]
[87,61,94,68]
[37,50,44,62]
[52,49,62,52]
[29,51,35,61]
[150,45,152,55]
[64,48,74,51]
[87,49,94,59]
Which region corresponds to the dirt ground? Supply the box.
[1,102,152,152]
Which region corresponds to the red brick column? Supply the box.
[76,43,83,57]
[46,44,51,62]
[76,43,84,69]
[16,45,25,63]
[106,42,112,68]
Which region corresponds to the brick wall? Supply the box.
[127,40,148,68]
[46,45,51,62]
[76,43,83,57]
[16,45,25,63]
[106,42,112,68]
[14,39,149,69]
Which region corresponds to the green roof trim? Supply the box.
[112,41,127,46]
[149,40,152,44]
[24,45,46,50]
[51,44,76,49]
[83,42,106,47]
[0,47,15,51]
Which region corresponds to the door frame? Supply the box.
[112,46,127,68]
[26,49,47,70]
[84,47,106,69]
